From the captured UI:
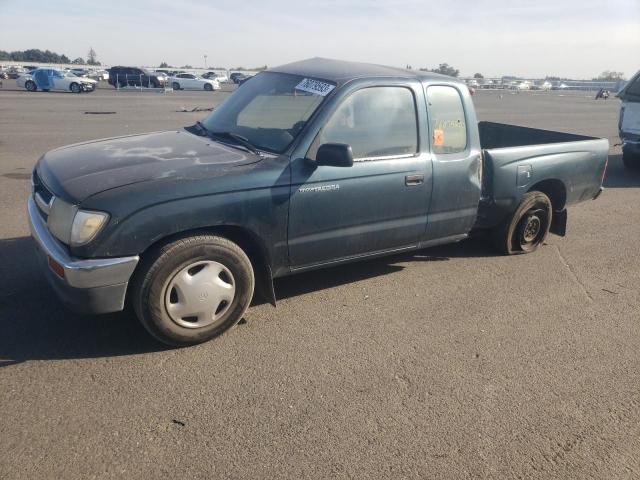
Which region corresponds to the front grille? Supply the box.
[32,170,53,203]
[32,169,54,218]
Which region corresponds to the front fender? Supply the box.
[74,184,290,277]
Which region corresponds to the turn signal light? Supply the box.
[48,256,65,279]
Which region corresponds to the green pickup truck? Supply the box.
[29,58,609,346]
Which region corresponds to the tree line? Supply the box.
[0,48,100,65]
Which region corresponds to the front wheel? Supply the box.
[70,82,81,94]
[172,82,180,90]
[204,83,213,91]
[25,80,37,92]
[492,191,552,255]
[131,235,255,346]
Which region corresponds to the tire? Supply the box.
[204,83,213,91]
[491,191,552,255]
[131,235,255,346]
[25,80,37,92]
[70,82,81,94]
[148,80,158,88]
[622,147,640,170]
[172,82,180,90]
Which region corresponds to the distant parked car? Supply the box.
[69,68,99,82]
[170,73,220,91]
[108,66,167,88]
[17,68,97,93]
[6,67,24,79]
[229,72,248,84]
[94,69,109,81]
[202,71,227,82]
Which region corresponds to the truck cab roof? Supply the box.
[268,57,459,87]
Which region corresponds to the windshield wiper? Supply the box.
[194,121,209,136]
[209,131,264,157]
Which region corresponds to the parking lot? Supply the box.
[1,82,639,479]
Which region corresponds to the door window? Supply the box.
[314,87,418,160]
[426,86,467,154]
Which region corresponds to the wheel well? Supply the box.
[135,225,276,306]
[529,179,566,211]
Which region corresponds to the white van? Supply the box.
[619,71,640,169]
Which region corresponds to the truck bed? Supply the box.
[478,121,596,149]
[476,122,609,230]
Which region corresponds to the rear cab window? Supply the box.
[425,85,468,154]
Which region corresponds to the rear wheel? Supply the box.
[492,191,552,255]
[25,80,37,92]
[131,235,255,346]
[70,82,81,94]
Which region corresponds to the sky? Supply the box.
[0,0,638,79]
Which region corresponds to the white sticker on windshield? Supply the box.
[295,78,335,96]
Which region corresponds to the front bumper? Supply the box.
[28,196,139,314]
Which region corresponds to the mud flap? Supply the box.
[256,263,277,307]
[550,209,567,237]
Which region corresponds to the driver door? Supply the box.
[288,85,432,268]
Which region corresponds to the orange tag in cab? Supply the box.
[433,128,444,146]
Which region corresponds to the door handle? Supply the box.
[405,174,424,186]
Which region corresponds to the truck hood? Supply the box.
[37,129,261,202]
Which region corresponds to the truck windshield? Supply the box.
[201,72,334,154]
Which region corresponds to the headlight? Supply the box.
[47,198,77,244]
[70,210,109,246]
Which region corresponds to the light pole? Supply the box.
[204,55,208,69]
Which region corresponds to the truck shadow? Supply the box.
[0,236,166,366]
[603,154,640,188]
[0,235,495,365]
[269,237,495,302]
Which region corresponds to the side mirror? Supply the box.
[315,143,354,167]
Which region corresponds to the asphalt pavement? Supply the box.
[0,82,638,479]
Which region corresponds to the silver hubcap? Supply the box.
[164,260,235,329]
